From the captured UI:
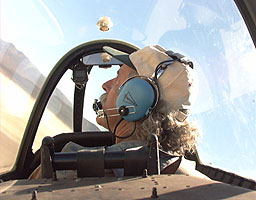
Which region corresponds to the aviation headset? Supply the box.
[116,75,159,122]
[93,50,193,138]
[114,50,193,122]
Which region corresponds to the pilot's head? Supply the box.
[96,45,198,155]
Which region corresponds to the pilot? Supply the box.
[30,45,199,178]
[64,45,199,176]
[94,45,198,175]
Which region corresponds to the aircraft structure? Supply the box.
[0,0,256,199]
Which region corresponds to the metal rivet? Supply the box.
[151,187,158,198]
[142,169,148,178]
[31,190,38,200]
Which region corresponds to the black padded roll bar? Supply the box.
[52,146,148,177]
[40,133,160,178]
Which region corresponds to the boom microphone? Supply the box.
[92,99,135,119]
[92,99,136,139]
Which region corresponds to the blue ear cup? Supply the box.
[116,77,156,122]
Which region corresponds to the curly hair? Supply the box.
[136,101,199,156]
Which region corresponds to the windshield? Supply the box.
[0,0,255,179]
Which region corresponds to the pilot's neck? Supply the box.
[115,120,141,144]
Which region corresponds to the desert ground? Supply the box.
[0,73,72,173]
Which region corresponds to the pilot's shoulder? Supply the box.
[176,158,210,179]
